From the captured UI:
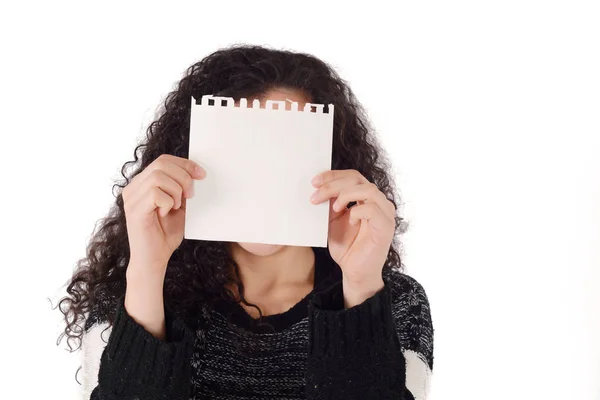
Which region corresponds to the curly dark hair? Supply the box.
[56,44,406,352]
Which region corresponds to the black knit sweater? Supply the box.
[87,248,433,400]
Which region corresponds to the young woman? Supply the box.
[58,45,434,400]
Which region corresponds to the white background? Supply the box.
[0,1,598,399]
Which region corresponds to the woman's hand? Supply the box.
[122,154,205,340]
[122,154,205,277]
[310,169,396,307]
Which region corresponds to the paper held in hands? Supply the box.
[184,95,335,247]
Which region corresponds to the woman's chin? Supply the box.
[236,242,285,257]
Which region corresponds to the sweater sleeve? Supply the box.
[306,270,434,400]
[88,300,195,400]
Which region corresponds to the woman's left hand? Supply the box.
[310,169,397,307]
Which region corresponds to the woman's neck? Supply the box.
[229,243,315,304]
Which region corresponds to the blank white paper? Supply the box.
[184,95,334,247]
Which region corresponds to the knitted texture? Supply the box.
[90,302,194,400]
[85,253,433,400]
[306,271,433,400]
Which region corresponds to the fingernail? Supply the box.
[310,191,319,203]
[311,175,322,186]
[195,165,205,178]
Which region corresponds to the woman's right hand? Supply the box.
[122,154,206,278]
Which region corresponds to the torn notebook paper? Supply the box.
[184,95,334,247]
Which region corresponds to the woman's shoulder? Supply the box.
[80,316,112,399]
[84,305,112,332]
[384,268,434,369]
[384,268,430,307]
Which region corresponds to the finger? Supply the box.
[332,183,395,219]
[152,187,176,218]
[328,198,344,223]
[348,203,392,232]
[126,169,181,211]
[145,158,201,200]
[311,169,367,188]
[138,154,205,185]
[310,176,360,205]
[138,170,185,210]
[126,157,198,202]
[129,186,175,218]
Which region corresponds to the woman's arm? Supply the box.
[85,299,194,400]
[306,271,434,400]
[85,266,195,400]
[83,154,201,399]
